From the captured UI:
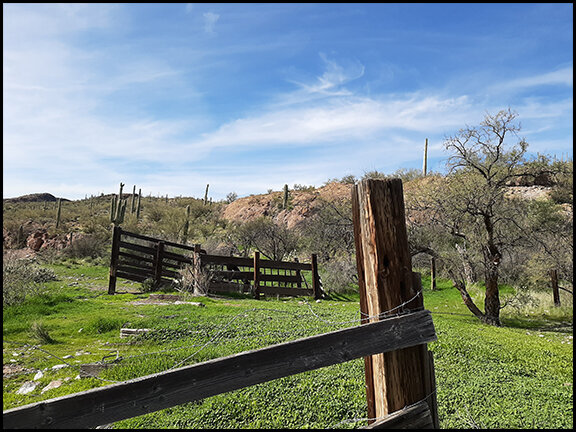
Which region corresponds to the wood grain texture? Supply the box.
[352,179,431,420]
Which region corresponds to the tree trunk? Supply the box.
[483,267,501,326]
[449,271,485,321]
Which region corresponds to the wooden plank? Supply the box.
[118,241,155,256]
[118,250,155,265]
[118,257,154,269]
[200,254,254,267]
[117,264,153,278]
[352,179,431,421]
[259,273,301,283]
[207,281,248,293]
[259,286,313,297]
[258,259,312,271]
[108,225,122,294]
[161,249,193,265]
[311,254,321,299]
[115,271,149,283]
[120,229,197,252]
[2,310,435,429]
[361,399,434,429]
[153,242,165,288]
[253,251,261,299]
[211,270,254,281]
[352,186,376,421]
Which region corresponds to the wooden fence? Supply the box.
[107,227,322,299]
[4,179,439,429]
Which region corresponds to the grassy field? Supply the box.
[3,261,573,429]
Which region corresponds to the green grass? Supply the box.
[3,262,573,429]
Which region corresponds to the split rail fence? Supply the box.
[107,226,322,299]
[4,178,439,429]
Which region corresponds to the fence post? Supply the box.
[154,241,165,289]
[294,258,302,289]
[311,254,321,299]
[352,178,435,425]
[550,269,561,306]
[108,226,121,295]
[193,244,203,295]
[253,251,261,299]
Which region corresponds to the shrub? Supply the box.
[141,278,156,293]
[319,257,358,294]
[61,234,106,260]
[3,255,44,306]
[174,264,212,296]
[86,316,125,334]
[29,321,56,344]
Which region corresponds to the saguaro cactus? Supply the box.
[423,138,428,176]
[136,188,142,220]
[110,182,127,226]
[130,185,136,214]
[283,184,289,209]
[204,184,210,205]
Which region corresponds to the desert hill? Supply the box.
[221,182,353,230]
[3,193,69,203]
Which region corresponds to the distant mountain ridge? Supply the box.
[3,193,70,203]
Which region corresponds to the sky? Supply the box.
[3,3,573,201]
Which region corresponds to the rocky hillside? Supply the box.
[221,176,568,230]
[221,182,353,230]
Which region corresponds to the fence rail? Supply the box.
[3,310,436,429]
[107,227,322,299]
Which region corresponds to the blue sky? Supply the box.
[3,3,573,200]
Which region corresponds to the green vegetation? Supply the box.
[2,262,572,428]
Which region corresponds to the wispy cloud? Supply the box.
[203,11,220,35]
[290,53,365,95]
[487,66,573,96]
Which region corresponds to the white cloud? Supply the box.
[203,12,220,35]
[488,66,573,94]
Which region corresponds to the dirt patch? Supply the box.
[3,363,34,378]
[128,295,204,307]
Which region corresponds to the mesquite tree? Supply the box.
[416,109,531,326]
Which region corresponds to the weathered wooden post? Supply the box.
[294,257,302,289]
[253,251,261,299]
[352,178,437,427]
[550,269,561,307]
[108,226,121,294]
[154,241,165,289]
[193,244,203,295]
[311,254,321,299]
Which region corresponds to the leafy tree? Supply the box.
[409,109,541,325]
[229,217,299,261]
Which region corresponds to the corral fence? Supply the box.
[4,179,439,429]
[107,226,323,299]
